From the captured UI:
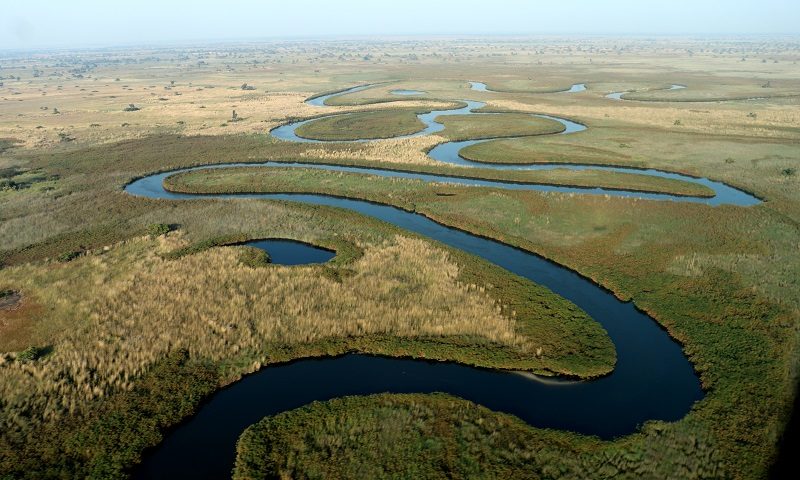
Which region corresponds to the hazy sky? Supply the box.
[2,0,798,50]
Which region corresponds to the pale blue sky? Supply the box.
[2,0,798,50]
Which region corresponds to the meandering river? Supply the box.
[126,83,759,479]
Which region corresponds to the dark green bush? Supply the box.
[57,251,81,263]
[145,223,172,237]
[239,247,271,268]
[17,346,41,363]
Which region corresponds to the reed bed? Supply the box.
[0,234,528,437]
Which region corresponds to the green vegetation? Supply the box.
[145,222,172,237]
[238,245,272,267]
[0,38,798,480]
[0,139,20,154]
[163,163,799,478]
[160,232,250,259]
[437,112,565,141]
[15,345,43,363]
[0,350,220,479]
[477,80,577,94]
[0,167,58,192]
[234,393,725,480]
[457,123,798,205]
[165,164,715,200]
[295,109,426,141]
[56,250,82,263]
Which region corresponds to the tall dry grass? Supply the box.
[0,234,525,437]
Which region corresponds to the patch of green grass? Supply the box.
[437,113,565,141]
[15,346,43,363]
[234,393,725,480]
[0,167,58,192]
[0,138,21,154]
[145,222,172,237]
[57,250,82,263]
[238,245,272,267]
[295,109,426,141]
[164,164,715,200]
[161,233,250,259]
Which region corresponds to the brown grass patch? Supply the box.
[0,292,42,352]
[0,234,529,437]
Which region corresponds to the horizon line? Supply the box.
[3,32,800,54]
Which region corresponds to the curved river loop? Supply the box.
[126,82,761,479]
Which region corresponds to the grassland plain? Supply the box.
[0,37,799,479]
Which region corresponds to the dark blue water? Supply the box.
[241,239,335,265]
[125,83,758,478]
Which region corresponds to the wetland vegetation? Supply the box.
[0,34,798,480]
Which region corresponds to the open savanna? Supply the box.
[1,37,799,479]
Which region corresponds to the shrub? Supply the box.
[57,251,81,263]
[0,139,20,154]
[145,223,172,238]
[239,247,271,268]
[17,346,41,363]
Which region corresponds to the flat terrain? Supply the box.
[437,112,566,140]
[1,37,799,479]
[295,109,428,141]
